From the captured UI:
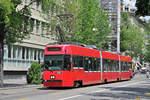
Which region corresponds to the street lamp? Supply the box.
[92,27,98,32]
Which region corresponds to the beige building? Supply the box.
[3,0,57,84]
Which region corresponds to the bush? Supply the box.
[27,62,42,84]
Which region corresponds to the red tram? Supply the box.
[42,43,132,87]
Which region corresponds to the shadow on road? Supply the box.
[37,87,74,90]
[85,82,150,100]
[37,80,130,91]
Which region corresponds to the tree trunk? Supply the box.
[0,23,5,87]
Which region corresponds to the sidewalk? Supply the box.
[0,83,42,90]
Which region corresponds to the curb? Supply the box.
[0,84,43,90]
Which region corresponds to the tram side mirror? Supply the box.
[43,61,50,70]
[41,64,45,71]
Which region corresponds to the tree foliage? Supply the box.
[120,12,146,58]
[0,0,111,86]
[143,21,150,62]
[74,0,111,48]
[0,0,32,44]
[27,62,41,84]
[42,0,111,48]
[0,0,50,87]
[135,0,150,16]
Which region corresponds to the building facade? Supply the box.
[3,0,57,84]
[99,0,120,52]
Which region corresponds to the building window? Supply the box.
[36,1,39,9]
[26,47,29,59]
[4,45,7,59]
[24,0,27,4]
[13,45,17,58]
[17,46,21,59]
[40,51,44,60]
[41,22,45,36]
[30,18,34,33]
[8,45,11,58]
[22,47,25,59]
[36,20,40,34]
[30,48,33,60]
[34,49,37,60]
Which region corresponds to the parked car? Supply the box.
[140,67,147,74]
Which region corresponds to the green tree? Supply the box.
[120,12,146,58]
[0,0,111,87]
[136,0,150,16]
[0,0,30,87]
[0,0,49,87]
[27,62,41,84]
[144,43,150,62]
[73,0,111,48]
[42,0,111,48]
[144,20,150,62]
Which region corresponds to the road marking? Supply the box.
[58,81,145,100]
[0,91,17,95]
[80,88,88,90]
[145,92,150,95]
[18,98,28,100]
[59,95,82,100]
[135,97,140,100]
[49,91,68,96]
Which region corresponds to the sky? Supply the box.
[124,0,136,9]
[123,0,150,21]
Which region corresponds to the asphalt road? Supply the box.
[0,73,150,100]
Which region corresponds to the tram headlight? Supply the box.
[50,75,55,79]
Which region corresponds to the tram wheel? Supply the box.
[74,82,80,88]
[104,79,107,84]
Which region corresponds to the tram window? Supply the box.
[72,55,83,68]
[122,62,126,71]
[92,58,96,71]
[114,60,119,71]
[107,59,111,72]
[127,62,131,71]
[107,60,110,71]
[63,55,71,70]
[120,61,123,70]
[79,56,83,68]
[105,60,108,71]
[103,59,107,72]
[88,57,92,71]
[117,61,119,71]
[114,60,117,71]
[124,62,127,71]
[126,62,129,71]
[97,58,101,71]
[112,60,115,71]
[110,60,113,71]
[121,61,123,71]
[84,57,89,71]
[72,55,79,68]
[123,62,125,71]
[125,62,128,71]
[129,62,132,69]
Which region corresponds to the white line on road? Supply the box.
[59,95,82,100]
[58,81,145,100]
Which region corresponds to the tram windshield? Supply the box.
[43,55,71,71]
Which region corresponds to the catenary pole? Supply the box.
[117,0,121,53]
